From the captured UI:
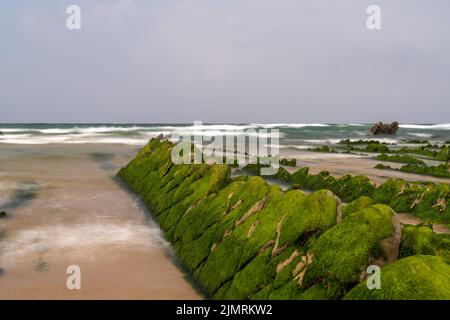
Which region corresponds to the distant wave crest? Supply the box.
[400,124,450,130]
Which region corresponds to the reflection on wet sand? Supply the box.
[0,144,201,299]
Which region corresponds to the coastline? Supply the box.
[0,143,200,299]
[1,130,449,299]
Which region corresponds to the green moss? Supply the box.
[298,283,335,300]
[400,225,436,256]
[333,175,376,202]
[242,163,291,182]
[274,167,291,182]
[344,255,450,300]
[342,196,374,218]
[290,167,309,185]
[278,190,338,248]
[303,205,394,293]
[374,153,425,165]
[400,225,450,263]
[338,139,389,146]
[308,146,337,153]
[399,163,450,179]
[218,248,273,299]
[268,281,303,299]
[396,144,450,161]
[251,285,273,299]
[363,144,390,153]
[372,178,420,213]
[280,158,297,167]
[374,163,392,170]
[373,178,450,224]
[289,168,375,202]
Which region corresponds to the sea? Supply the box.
[0,123,449,148]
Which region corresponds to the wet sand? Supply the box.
[0,144,201,299]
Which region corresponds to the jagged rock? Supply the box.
[369,121,399,135]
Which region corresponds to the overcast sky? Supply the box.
[1,0,449,123]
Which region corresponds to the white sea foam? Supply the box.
[158,124,258,131]
[0,133,166,145]
[171,129,284,139]
[0,222,169,265]
[407,132,433,138]
[400,124,450,130]
[300,139,342,145]
[251,123,330,128]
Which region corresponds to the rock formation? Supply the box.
[117,138,450,300]
[369,121,399,135]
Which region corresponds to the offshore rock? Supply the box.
[369,121,399,135]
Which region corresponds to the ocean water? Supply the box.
[0,123,449,147]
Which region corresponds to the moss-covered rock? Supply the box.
[308,146,337,153]
[373,178,450,224]
[344,255,450,300]
[399,225,450,263]
[342,196,374,218]
[118,138,450,300]
[363,144,390,153]
[399,163,450,179]
[277,190,338,249]
[374,153,425,165]
[302,205,395,296]
[288,168,375,202]
[280,158,297,167]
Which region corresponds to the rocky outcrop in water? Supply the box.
[369,121,399,135]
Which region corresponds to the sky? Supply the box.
[1,0,449,124]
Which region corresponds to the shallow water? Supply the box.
[0,144,201,299]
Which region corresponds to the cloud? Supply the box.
[1,0,450,123]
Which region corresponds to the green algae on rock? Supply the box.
[344,255,450,300]
[374,153,425,165]
[399,225,450,263]
[342,196,374,218]
[290,168,375,203]
[373,178,450,224]
[280,158,297,167]
[119,137,450,300]
[302,205,395,296]
[119,138,340,299]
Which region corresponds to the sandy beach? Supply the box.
[0,144,201,299]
